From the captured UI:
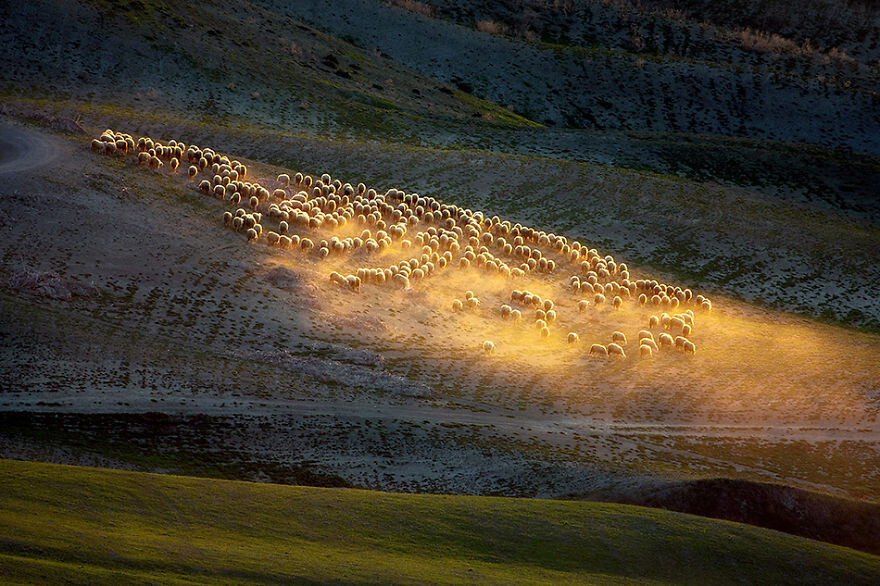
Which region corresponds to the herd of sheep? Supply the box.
[91,129,712,362]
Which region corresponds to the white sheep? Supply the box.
[608,343,626,359]
[639,344,653,359]
[452,299,464,312]
[683,340,696,355]
[658,333,674,348]
[277,173,290,186]
[567,332,579,344]
[577,299,589,312]
[637,330,653,342]
[589,344,608,358]
[612,331,627,345]
[540,326,550,338]
[482,340,496,355]
[641,338,659,352]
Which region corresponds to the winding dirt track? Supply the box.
[0,124,59,175]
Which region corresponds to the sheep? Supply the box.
[567,332,579,344]
[545,310,557,324]
[701,299,712,311]
[649,315,659,329]
[467,297,480,311]
[482,340,496,355]
[199,179,211,194]
[682,324,691,337]
[170,157,179,172]
[638,293,647,306]
[641,338,659,352]
[346,275,361,292]
[213,184,226,199]
[612,295,622,310]
[593,293,606,307]
[222,211,233,226]
[577,299,589,312]
[608,343,626,359]
[452,299,464,312]
[540,326,550,338]
[188,165,198,178]
[535,319,547,330]
[465,290,475,300]
[667,316,685,333]
[279,235,292,249]
[611,331,627,345]
[249,195,260,209]
[273,189,286,200]
[674,336,688,351]
[638,330,653,342]
[639,344,653,359]
[246,228,258,242]
[301,238,314,252]
[277,173,290,186]
[658,333,674,348]
[266,232,280,246]
[543,299,554,312]
[500,304,512,319]
[232,216,244,231]
[683,340,696,355]
[589,344,608,358]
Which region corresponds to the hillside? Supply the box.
[1,459,879,585]
[0,0,877,577]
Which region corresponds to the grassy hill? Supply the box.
[1,459,879,585]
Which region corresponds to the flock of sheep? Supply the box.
[91,129,711,362]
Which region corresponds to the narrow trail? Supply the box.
[0,124,60,175]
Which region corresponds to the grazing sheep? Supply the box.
[467,297,480,311]
[222,211,233,226]
[638,330,653,342]
[213,184,226,199]
[511,309,523,324]
[545,310,557,324]
[612,295,622,310]
[277,174,290,186]
[639,344,653,358]
[452,299,464,312]
[465,290,475,300]
[267,232,280,246]
[668,317,685,332]
[682,324,691,337]
[567,332,579,344]
[279,235,292,249]
[701,299,712,311]
[608,343,626,359]
[301,238,314,252]
[683,340,696,355]
[577,299,589,312]
[170,157,179,172]
[638,293,647,306]
[500,304,512,319]
[593,293,606,307]
[199,179,211,194]
[188,165,198,178]
[482,340,496,355]
[612,331,627,345]
[543,299,554,312]
[674,336,688,351]
[641,338,659,352]
[658,333,674,348]
[346,275,362,292]
[540,326,550,338]
[232,216,244,231]
[649,315,659,329]
[589,344,608,358]
[246,228,258,242]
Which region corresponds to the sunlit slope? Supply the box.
[68,128,880,499]
[93,128,880,428]
[1,459,878,585]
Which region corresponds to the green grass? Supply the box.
[1,460,878,584]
